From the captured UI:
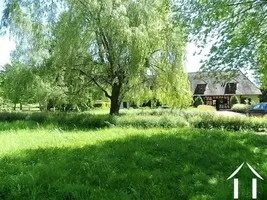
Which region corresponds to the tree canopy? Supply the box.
[179,0,267,84]
[1,63,35,108]
[1,0,192,114]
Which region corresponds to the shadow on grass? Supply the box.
[1,130,267,199]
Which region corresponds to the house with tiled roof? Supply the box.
[188,71,262,109]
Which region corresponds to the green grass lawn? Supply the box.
[1,125,267,199]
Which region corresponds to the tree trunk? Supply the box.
[39,103,43,111]
[20,103,23,111]
[13,103,16,111]
[109,83,121,115]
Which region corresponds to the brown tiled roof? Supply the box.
[188,71,262,96]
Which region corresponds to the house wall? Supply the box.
[120,102,130,109]
[204,95,231,109]
[238,95,260,104]
[194,95,260,110]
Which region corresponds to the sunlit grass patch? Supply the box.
[1,127,267,199]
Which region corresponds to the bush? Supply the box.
[0,112,112,130]
[191,115,267,131]
[197,105,216,112]
[0,112,28,121]
[113,115,190,128]
[194,96,204,107]
[130,108,267,132]
[1,108,267,132]
[231,104,251,113]
[230,95,239,107]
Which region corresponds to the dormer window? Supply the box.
[225,83,237,94]
[194,84,206,94]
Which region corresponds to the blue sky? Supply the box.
[0,0,205,71]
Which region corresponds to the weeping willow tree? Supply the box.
[1,0,192,114]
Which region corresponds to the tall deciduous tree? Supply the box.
[179,0,267,83]
[1,63,35,109]
[1,0,192,114]
[1,63,69,111]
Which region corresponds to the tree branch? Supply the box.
[71,68,111,99]
[91,77,111,99]
[227,0,258,7]
[78,0,96,21]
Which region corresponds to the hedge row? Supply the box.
[231,104,252,113]
[189,115,266,131]
[0,110,266,132]
[0,112,111,129]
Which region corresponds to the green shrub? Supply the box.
[50,113,112,129]
[0,120,38,131]
[27,112,48,123]
[113,115,190,128]
[197,105,216,112]
[230,95,239,107]
[190,114,267,132]
[194,96,204,107]
[1,109,267,132]
[0,112,28,121]
[0,112,112,130]
[231,104,251,113]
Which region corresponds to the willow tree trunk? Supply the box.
[109,83,121,115]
